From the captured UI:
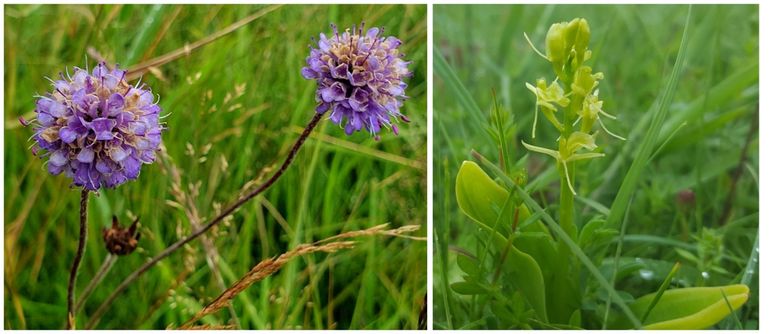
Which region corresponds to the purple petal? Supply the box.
[38,112,54,126]
[72,69,88,85]
[107,93,124,115]
[54,80,71,92]
[348,71,368,86]
[107,171,127,188]
[48,163,65,175]
[315,103,330,114]
[96,160,112,174]
[329,106,344,124]
[77,147,94,163]
[50,150,68,166]
[366,27,379,39]
[122,156,141,179]
[331,63,348,79]
[344,123,355,135]
[301,67,317,79]
[321,82,346,102]
[59,127,78,143]
[108,145,128,162]
[89,118,117,140]
[348,88,369,111]
[48,101,66,118]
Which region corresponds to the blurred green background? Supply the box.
[433,4,758,329]
[4,4,426,329]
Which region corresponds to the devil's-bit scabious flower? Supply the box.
[25,62,163,191]
[302,23,411,138]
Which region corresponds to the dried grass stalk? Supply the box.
[179,224,421,329]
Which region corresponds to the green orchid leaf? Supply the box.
[455,160,549,321]
[456,160,509,228]
[626,284,750,329]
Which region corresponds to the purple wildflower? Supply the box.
[302,22,411,138]
[25,62,163,190]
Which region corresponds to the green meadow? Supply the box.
[433,4,758,329]
[4,4,427,329]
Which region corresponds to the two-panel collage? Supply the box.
[1,1,761,331]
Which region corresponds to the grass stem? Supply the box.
[74,254,117,314]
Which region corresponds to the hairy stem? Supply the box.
[86,112,324,329]
[67,189,89,329]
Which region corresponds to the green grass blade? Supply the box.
[603,194,634,329]
[433,48,485,127]
[720,288,744,330]
[124,5,166,65]
[605,5,693,228]
[641,262,681,323]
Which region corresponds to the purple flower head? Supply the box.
[24,62,164,191]
[302,22,411,138]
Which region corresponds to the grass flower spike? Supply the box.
[302,23,411,138]
[27,62,163,190]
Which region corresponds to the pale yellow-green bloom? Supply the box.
[526,78,569,138]
[577,90,626,140]
[522,131,604,195]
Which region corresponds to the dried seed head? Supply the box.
[102,215,141,255]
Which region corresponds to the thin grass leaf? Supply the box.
[603,195,634,329]
[605,5,693,228]
[641,262,682,323]
[719,288,743,330]
[433,48,485,127]
[124,4,166,65]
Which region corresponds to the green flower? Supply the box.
[571,66,603,97]
[577,91,626,140]
[545,22,568,69]
[526,78,569,137]
[522,132,604,195]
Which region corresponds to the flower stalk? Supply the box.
[67,189,89,329]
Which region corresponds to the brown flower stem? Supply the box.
[718,108,758,226]
[86,112,324,329]
[67,189,89,329]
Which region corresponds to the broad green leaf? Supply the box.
[625,284,750,329]
[456,160,509,228]
[455,161,549,321]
